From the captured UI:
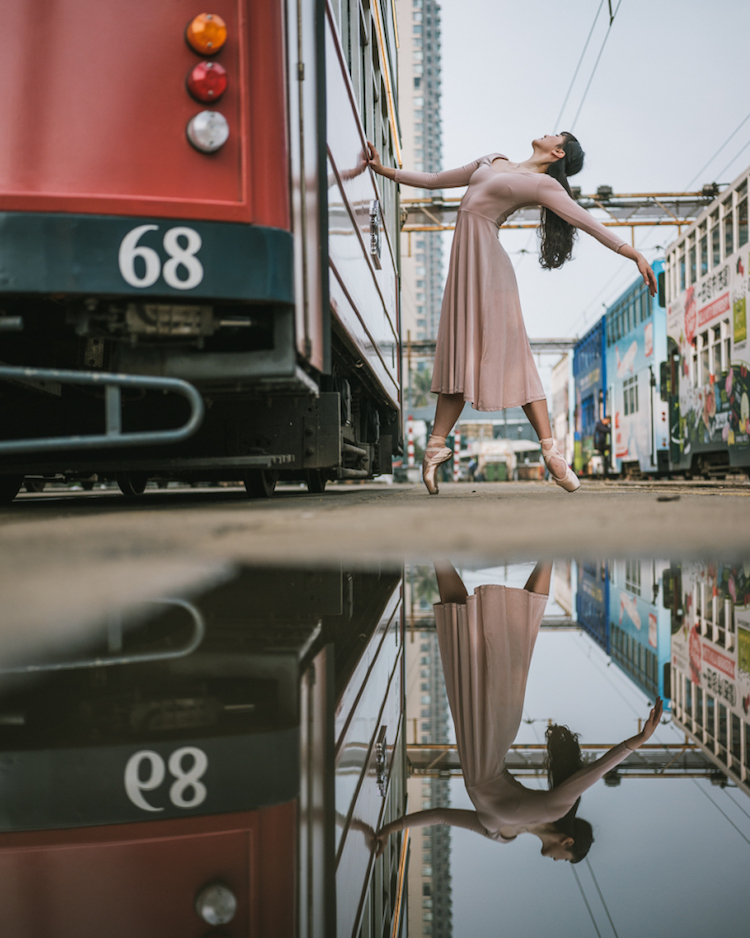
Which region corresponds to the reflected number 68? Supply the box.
[124,747,208,812]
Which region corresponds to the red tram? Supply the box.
[0,566,407,937]
[0,0,402,499]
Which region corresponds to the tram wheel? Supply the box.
[0,475,23,504]
[244,469,277,499]
[117,473,149,498]
[305,470,328,494]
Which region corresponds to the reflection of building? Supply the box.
[396,0,444,342]
[608,560,672,702]
[554,559,577,618]
[405,570,453,937]
[670,562,750,795]
[576,560,609,652]
[0,567,408,938]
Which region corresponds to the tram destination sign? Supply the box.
[0,212,294,303]
[0,727,298,832]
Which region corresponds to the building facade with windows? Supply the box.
[396,0,444,344]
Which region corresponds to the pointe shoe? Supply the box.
[541,440,580,493]
[422,447,453,495]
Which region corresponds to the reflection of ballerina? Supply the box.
[376,563,663,863]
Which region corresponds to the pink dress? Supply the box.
[429,585,632,840]
[395,155,628,411]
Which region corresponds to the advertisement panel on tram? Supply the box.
[665,170,750,476]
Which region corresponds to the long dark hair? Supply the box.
[545,723,594,864]
[539,132,585,270]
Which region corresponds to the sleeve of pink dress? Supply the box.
[540,742,633,820]
[536,175,628,254]
[394,155,503,189]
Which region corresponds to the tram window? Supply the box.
[699,332,710,384]
[640,289,648,321]
[696,687,703,726]
[739,193,749,248]
[746,723,750,769]
[691,339,698,387]
[711,326,723,375]
[625,558,641,594]
[685,679,692,718]
[699,222,708,277]
[706,694,715,740]
[623,375,639,416]
[723,320,731,373]
[711,210,721,266]
[731,713,742,763]
[724,201,734,259]
[689,240,697,285]
[679,248,686,291]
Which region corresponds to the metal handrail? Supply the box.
[0,365,204,454]
[0,598,206,673]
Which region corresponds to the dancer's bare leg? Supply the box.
[522,399,552,441]
[522,398,580,492]
[423,393,464,495]
[523,560,553,596]
[433,392,465,438]
[434,561,469,604]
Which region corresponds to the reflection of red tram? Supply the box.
[0,0,401,500]
[0,568,407,936]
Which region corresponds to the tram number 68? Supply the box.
[124,747,208,812]
[118,224,204,290]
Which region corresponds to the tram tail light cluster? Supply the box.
[184,13,229,154]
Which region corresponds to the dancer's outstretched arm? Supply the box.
[367,141,498,189]
[536,175,657,295]
[373,807,488,856]
[542,697,664,820]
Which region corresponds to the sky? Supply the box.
[436,0,750,393]
[424,561,750,937]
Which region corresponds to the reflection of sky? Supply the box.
[431,564,750,936]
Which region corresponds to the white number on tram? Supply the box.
[124,747,209,811]
[118,225,204,290]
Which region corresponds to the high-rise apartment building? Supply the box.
[396,0,444,343]
[405,568,453,937]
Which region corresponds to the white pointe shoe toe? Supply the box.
[422,446,453,495]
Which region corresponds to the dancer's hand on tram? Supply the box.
[625,696,664,750]
[636,253,658,297]
[366,141,385,175]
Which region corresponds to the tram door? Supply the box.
[286,0,327,372]
[664,338,682,468]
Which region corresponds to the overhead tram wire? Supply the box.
[684,106,750,189]
[553,0,606,130]
[571,864,603,938]
[714,133,750,185]
[722,786,750,824]
[691,778,750,849]
[585,858,620,938]
[569,0,624,132]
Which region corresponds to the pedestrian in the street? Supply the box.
[367,136,657,494]
[373,562,664,861]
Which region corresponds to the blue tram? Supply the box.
[604,260,669,477]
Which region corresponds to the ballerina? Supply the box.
[367,134,657,494]
[374,561,663,862]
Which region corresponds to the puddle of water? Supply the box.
[0,558,747,937]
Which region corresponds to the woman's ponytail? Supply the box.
[545,722,594,863]
[539,132,585,270]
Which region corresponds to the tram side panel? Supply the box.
[605,260,669,477]
[323,3,402,470]
[665,170,750,477]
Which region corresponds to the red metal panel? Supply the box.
[0,0,289,228]
[0,803,295,938]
